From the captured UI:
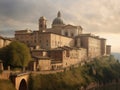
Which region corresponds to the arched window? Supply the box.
[71,33,74,37]
[40,24,43,28]
[65,32,68,36]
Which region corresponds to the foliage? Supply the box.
[0,80,16,90]
[29,56,120,90]
[0,41,31,69]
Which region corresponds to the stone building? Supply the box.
[0,36,12,48]
[39,32,74,49]
[46,11,83,38]
[15,30,36,47]
[15,11,111,70]
[15,11,82,47]
[76,34,102,59]
[31,46,87,69]
[47,46,87,68]
[34,56,51,71]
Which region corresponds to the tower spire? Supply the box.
[57,11,61,17]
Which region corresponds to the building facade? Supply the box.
[0,36,12,48]
[76,34,102,59]
[15,11,111,70]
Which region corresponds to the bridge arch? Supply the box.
[10,72,30,90]
[19,79,27,90]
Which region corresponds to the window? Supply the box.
[58,41,59,44]
[40,40,41,43]
[71,33,74,37]
[40,24,43,28]
[34,40,36,43]
[55,41,57,46]
[65,32,68,36]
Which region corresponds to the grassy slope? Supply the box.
[0,80,16,90]
[29,56,120,90]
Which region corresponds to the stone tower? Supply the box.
[100,38,106,56]
[39,16,47,32]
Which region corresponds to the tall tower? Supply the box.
[100,38,106,56]
[39,16,47,32]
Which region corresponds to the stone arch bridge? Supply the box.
[10,72,30,90]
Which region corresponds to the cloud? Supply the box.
[0,0,58,36]
[0,0,120,52]
[60,0,120,34]
[0,0,120,34]
[98,33,120,53]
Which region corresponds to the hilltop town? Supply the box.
[0,11,111,71]
[0,11,115,90]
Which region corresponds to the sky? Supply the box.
[0,0,120,53]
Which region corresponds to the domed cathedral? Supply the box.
[52,11,65,28]
[15,11,111,70]
[45,11,83,38]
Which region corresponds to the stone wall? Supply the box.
[47,50,63,61]
[15,32,35,46]
[0,71,10,79]
[0,36,11,48]
[15,30,41,47]
[38,59,51,71]
[62,48,87,68]
[78,34,102,59]
[39,32,74,49]
[32,50,47,57]
[0,38,4,48]
[88,37,101,58]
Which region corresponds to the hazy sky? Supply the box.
[0,0,120,53]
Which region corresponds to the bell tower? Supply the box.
[39,16,47,32]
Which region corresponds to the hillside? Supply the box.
[0,80,16,90]
[29,55,120,90]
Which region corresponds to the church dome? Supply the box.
[52,11,65,25]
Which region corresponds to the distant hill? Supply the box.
[112,52,120,61]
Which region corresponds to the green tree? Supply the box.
[0,41,31,71]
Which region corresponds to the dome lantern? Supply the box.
[57,11,61,17]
